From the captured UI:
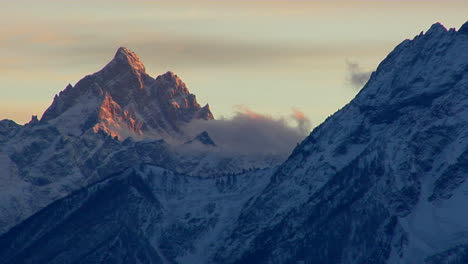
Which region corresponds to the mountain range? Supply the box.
[0,21,467,264]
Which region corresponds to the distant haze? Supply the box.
[1,0,467,128]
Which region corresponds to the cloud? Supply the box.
[182,107,311,156]
[291,108,311,135]
[346,60,372,90]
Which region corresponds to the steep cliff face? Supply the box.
[41,47,213,140]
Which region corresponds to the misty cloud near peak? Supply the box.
[291,108,312,135]
[346,60,372,90]
[183,106,312,156]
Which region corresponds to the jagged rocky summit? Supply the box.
[41,47,213,140]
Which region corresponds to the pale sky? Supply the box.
[1,0,467,126]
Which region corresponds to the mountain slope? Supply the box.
[0,167,166,264]
[0,164,274,264]
[214,22,468,264]
[0,122,275,235]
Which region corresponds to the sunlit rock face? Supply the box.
[41,47,213,140]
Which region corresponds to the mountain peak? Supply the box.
[40,47,214,140]
[115,46,132,56]
[426,22,448,35]
[185,131,217,146]
[459,20,468,35]
[110,47,146,73]
[155,71,189,95]
[161,71,177,78]
[90,47,149,97]
[156,71,184,85]
[195,131,216,146]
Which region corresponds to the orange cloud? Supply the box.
[291,108,306,121]
[291,108,312,134]
[234,105,272,120]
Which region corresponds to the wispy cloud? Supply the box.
[346,60,372,90]
[291,108,312,135]
[183,107,311,156]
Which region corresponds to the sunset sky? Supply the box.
[1,0,467,126]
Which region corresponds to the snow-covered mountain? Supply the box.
[41,47,213,140]
[0,21,467,264]
[0,48,281,235]
[214,21,468,264]
[0,163,274,264]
